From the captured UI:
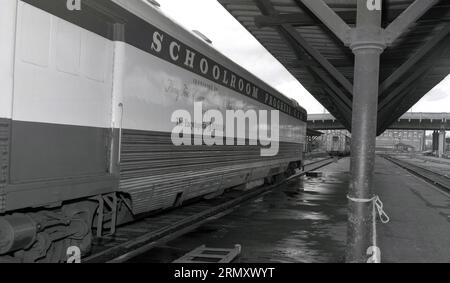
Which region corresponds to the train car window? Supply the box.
[81,32,110,82]
[55,20,81,75]
[20,4,51,67]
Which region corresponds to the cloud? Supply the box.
[410,75,450,112]
[424,88,448,102]
[422,75,450,102]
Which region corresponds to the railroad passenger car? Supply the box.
[0,0,307,262]
[321,130,351,157]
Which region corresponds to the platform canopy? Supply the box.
[218,0,450,135]
[306,128,324,137]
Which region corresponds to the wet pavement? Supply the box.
[126,156,450,263]
[129,158,350,263]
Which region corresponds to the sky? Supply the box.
[156,0,450,114]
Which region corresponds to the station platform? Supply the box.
[376,157,450,263]
[129,157,450,263]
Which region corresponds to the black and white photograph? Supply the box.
[0,0,449,270]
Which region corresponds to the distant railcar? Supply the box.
[324,132,351,156]
[0,0,307,262]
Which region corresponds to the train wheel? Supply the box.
[274,173,285,184]
[0,201,97,263]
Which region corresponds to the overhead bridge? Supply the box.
[308,113,450,131]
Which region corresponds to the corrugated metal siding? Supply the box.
[0,119,10,213]
[119,130,302,214]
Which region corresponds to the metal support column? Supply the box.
[432,130,439,153]
[421,130,426,152]
[346,2,385,263]
[438,130,446,158]
[420,131,427,152]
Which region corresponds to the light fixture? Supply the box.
[192,30,213,44]
[144,0,160,7]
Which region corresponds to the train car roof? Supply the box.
[112,0,307,116]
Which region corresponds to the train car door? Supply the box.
[6,2,116,210]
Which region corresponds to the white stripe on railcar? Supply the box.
[0,0,18,120]
[12,2,114,129]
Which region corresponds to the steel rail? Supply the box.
[381,155,450,196]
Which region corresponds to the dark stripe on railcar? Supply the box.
[0,119,11,213]
[9,120,111,182]
[2,120,117,212]
[20,0,307,122]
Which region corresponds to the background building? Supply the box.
[376,130,425,152]
[311,130,427,153]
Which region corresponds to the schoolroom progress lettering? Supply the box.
[149,30,302,120]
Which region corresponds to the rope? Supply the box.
[347,195,390,263]
[374,196,390,224]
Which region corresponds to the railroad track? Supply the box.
[382,154,450,193]
[84,157,338,263]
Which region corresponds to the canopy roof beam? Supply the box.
[309,67,352,111]
[297,0,352,46]
[281,24,354,94]
[255,0,354,123]
[380,25,450,93]
[255,6,450,28]
[379,36,450,110]
[385,0,440,45]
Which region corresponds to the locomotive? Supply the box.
[0,0,307,262]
